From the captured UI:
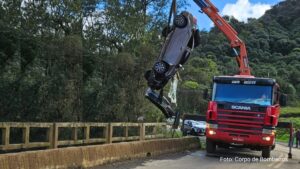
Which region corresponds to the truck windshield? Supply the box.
[213,83,273,106]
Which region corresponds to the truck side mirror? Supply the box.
[279,94,287,107]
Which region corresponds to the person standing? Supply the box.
[296,129,300,148]
[289,128,295,147]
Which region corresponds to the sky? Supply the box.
[188,0,284,31]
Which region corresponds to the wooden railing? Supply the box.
[0,122,167,151]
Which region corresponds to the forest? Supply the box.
[0,0,299,123]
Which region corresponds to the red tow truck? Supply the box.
[145,0,287,158]
[193,0,287,158]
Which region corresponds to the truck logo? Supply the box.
[231,105,251,111]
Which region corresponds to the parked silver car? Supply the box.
[182,120,206,136]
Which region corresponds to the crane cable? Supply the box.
[168,0,177,27]
[166,0,181,106]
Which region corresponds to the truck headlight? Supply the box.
[262,136,271,141]
[208,130,216,135]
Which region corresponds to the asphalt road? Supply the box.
[92,143,300,169]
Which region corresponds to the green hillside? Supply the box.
[0,0,299,122]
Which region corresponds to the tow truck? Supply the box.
[144,0,287,158]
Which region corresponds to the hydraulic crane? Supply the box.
[193,0,251,75]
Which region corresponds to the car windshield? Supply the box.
[192,121,205,126]
[213,83,273,106]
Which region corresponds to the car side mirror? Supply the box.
[279,93,287,107]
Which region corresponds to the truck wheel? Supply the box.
[271,144,276,150]
[262,148,271,158]
[174,14,187,28]
[206,139,216,153]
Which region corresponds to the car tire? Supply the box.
[153,61,167,74]
[262,147,271,158]
[191,129,196,136]
[206,139,216,153]
[174,14,188,28]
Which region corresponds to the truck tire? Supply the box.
[206,139,216,153]
[271,144,276,150]
[262,148,271,158]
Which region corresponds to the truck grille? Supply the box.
[217,106,266,135]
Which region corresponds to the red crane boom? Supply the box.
[193,0,251,75]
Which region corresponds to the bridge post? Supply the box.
[124,124,128,140]
[72,127,78,144]
[2,126,10,148]
[139,123,145,141]
[84,125,90,143]
[50,123,58,149]
[22,125,30,148]
[106,123,113,144]
[153,125,157,137]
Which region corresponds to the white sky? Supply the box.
[221,0,272,22]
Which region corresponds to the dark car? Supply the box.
[145,11,200,90]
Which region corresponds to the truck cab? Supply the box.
[206,75,285,158]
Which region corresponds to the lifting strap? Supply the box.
[168,0,177,27]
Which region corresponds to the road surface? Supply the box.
[92,143,300,169]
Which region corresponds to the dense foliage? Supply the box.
[0,0,299,122]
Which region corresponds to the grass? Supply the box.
[280,106,300,115]
[276,106,300,142]
[164,128,183,138]
[276,117,300,142]
[276,129,290,143]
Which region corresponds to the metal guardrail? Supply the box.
[0,122,167,151]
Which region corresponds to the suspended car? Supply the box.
[145,11,200,90]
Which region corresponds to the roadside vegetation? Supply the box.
[276,107,300,143]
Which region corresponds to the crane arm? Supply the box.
[193,0,251,75]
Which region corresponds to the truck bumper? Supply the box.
[206,129,275,147]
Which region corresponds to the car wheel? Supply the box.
[191,129,196,136]
[153,61,167,74]
[174,14,187,28]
